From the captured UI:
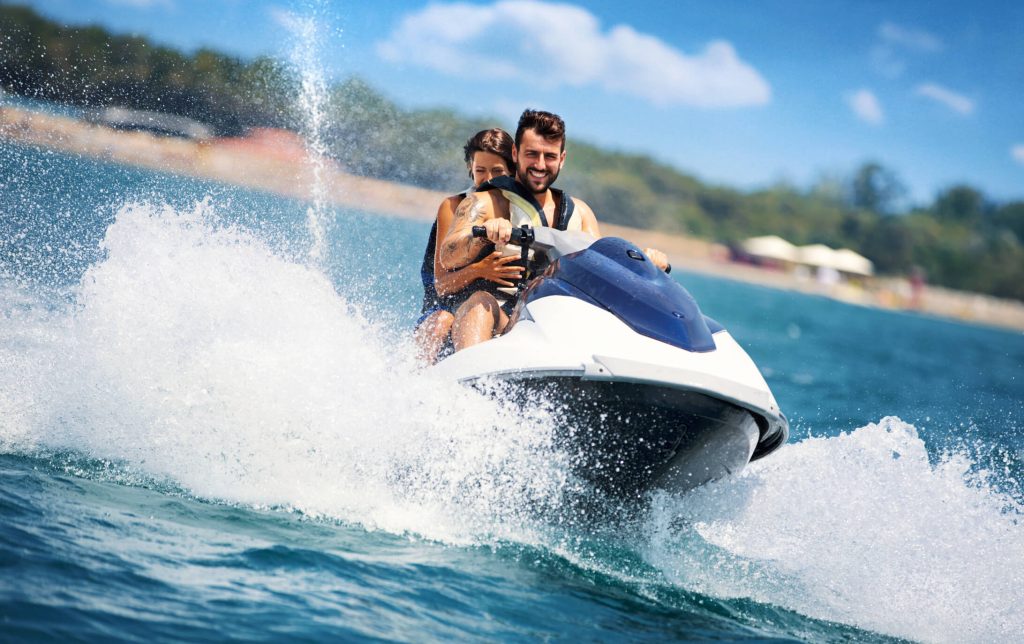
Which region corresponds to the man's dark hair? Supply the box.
[463,128,515,172]
[515,109,565,151]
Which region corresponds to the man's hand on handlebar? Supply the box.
[472,223,533,246]
[644,248,671,273]
[480,218,512,247]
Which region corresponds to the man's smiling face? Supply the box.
[514,128,566,195]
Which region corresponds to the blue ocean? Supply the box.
[1,138,1022,643]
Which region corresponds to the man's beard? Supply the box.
[517,164,560,195]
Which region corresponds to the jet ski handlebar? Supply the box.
[472,224,534,294]
[471,225,534,245]
[472,225,671,273]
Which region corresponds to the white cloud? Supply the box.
[1012,144,1024,165]
[878,22,943,53]
[915,82,975,115]
[490,97,536,123]
[376,0,770,108]
[846,89,884,125]
[871,21,942,78]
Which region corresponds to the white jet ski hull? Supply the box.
[433,295,787,498]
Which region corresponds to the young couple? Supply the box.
[414,109,669,363]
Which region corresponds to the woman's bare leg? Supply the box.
[452,291,508,351]
[414,310,455,364]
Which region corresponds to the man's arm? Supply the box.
[643,247,670,272]
[574,197,669,271]
[573,198,602,238]
[440,192,494,270]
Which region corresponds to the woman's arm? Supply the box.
[433,195,521,295]
[433,196,478,296]
[574,197,667,270]
[440,192,494,269]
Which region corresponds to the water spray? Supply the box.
[279,2,335,266]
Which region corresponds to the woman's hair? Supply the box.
[463,128,514,173]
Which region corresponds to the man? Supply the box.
[440,109,669,351]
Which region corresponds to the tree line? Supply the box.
[0,4,293,134]
[3,4,1022,301]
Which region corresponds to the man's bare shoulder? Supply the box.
[466,187,512,218]
[445,193,465,210]
[570,196,595,216]
[474,186,510,206]
[450,189,500,228]
[570,196,601,236]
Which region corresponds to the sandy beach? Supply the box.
[4,104,1023,333]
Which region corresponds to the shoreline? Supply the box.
[3,105,1023,333]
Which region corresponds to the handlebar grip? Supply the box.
[470,225,533,244]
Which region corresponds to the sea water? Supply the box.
[1,141,1022,642]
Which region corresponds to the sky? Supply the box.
[10,0,1024,204]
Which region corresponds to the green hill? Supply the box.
[2,4,1022,300]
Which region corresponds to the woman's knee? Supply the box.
[420,309,452,331]
[459,291,500,316]
[436,310,455,331]
[468,290,498,307]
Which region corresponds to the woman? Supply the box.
[414,128,521,363]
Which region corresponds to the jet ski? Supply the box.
[432,225,788,500]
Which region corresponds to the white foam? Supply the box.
[642,417,1024,642]
[0,200,567,544]
[5,201,1023,641]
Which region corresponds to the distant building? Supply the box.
[85,106,213,140]
[737,235,799,269]
[832,248,874,277]
[739,235,874,280]
[797,244,874,279]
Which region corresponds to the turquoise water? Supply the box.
[2,140,1022,642]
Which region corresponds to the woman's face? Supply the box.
[470,150,510,187]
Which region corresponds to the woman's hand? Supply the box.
[472,251,523,287]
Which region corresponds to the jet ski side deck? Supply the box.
[431,227,789,499]
[434,295,788,498]
[465,375,761,499]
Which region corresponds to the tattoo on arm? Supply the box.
[443,194,487,266]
